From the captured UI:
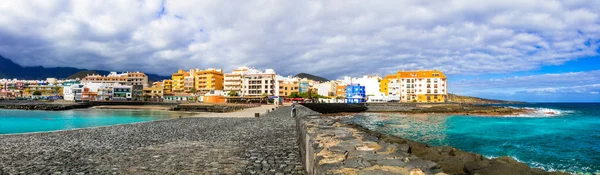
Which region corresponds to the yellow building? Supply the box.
[143,86,164,101]
[394,70,447,103]
[24,85,63,96]
[171,70,188,93]
[194,68,224,94]
[278,79,299,97]
[379,74,396,96]
[163,80,173,94]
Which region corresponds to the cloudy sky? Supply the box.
[1,0,599,102]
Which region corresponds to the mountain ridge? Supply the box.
[295,73,329,82]
[0,55,170,81]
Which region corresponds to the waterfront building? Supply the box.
[224,66,249,96]
[184,70,196,93]
[242,69,276,97]
[316,81,336,97]
[194,68,224,94]
[142,86,164,102]
[298,78,311,93]
[132,85,144,101]
[346,84,366,103]
[113,85,132,101]
[201,90,227,103]
[81,72,148,87]
[276,75,299,97]
[125,72,148,87]
[163,80,173,93]
[171,70,188,93]
[335,85,346,98]
[164,93,193,101]
[63,84,83,101]
[392,70,447,103]
[23,85,63,97]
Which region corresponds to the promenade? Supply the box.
[0,107,303,174]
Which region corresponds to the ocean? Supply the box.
[0,109,181,134]
[346,103,600,174]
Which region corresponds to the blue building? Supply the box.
[299,79,310,93]
[346,84,366,103]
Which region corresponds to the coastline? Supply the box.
[90,105,173,110]
[344,121,570,175]
[295,105,571,175]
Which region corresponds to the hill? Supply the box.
[0,55,169,81]
[447,93,524,104]
[295,73,329,82]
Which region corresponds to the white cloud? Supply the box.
[0,0,599,78]
[450,70,600,101]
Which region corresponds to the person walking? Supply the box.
[291,102,296,118]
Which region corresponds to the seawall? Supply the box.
[0,100,257,113]
[294,104,569,175]
[301,103,526,116]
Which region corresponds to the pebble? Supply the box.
[0,107,304,174]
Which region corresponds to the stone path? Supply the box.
[192,105,280,118]
[0,107,303,174]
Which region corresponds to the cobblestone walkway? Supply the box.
[0,107,304,174]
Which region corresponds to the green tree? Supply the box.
[228,91,239,97]
[289,92,301,98]
[261,93,270,98]
[190,88,197,94]
[33,91,42,96]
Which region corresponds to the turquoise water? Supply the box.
[0,109,181,134]
[348,103,600,174]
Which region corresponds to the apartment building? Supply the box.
[224,66,249,95]
[394,70,447,103]
[125,72,148,87]
[316,81,336,97]
[163,80,173,94]
[143,86,164,101]
[81,72,148,87]
[380,74,401,101]
[276,75,299,97]
[194,68,224,94]
[184,70,196,93]
[335,85,346,97]
[242,69,276,97]
[171,70,188,93]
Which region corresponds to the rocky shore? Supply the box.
[303,103,531,116]
[295,105,570,175]
[0,100,256,113]
[0,101,91,110]
[0,107,304,174]
[352,124,569,175]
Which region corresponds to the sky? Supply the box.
[0,0,599,102]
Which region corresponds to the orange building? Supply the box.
[336,85,347,97]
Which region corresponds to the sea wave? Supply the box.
[484,155,573,173]
[504,107,574,117]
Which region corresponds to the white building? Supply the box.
[81,72,148,87]
[316,81,335,97]
[224,66,249,95]
[242,68,276,97]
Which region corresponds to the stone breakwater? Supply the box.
[294,105,569,175]
[0,100,256,113]
[0,101,91,110]
[172,103,260,113]
[0,107,304,174]
[302,103,529,116]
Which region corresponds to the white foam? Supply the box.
[503,107,572,118]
